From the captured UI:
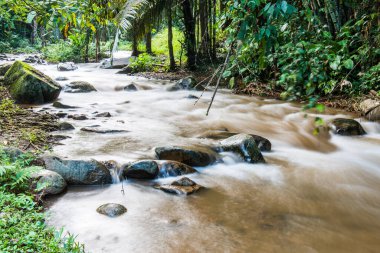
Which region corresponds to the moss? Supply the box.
[4,61,61,104]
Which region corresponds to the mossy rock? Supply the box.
[0,62,13,76]
[4,61,62,104]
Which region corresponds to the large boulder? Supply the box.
[4,61,62,104]
[154,177,203,195]
[200,131,271,152]
[43,156,112,185]
[0,62,13,76]
[219,134,265,163]
[65,81,97,93]
[122,160,159,179]
[30,169,67,196]
[167,76,203,91]
[155,146,217,167]
[57,62,78,71]
[359,99,380,121]
[96,203,127,217]
[158,161,197,178]
[329,118,366,136]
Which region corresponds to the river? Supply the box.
[31,62,380,253]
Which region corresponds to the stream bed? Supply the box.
[32,62,380,253]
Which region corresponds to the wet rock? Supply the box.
[0,53,7,60]
[155,146,217,167]
[30,169,67,196]
[55,112,68,118]
[167,76,203,91]
[23,55,46,64]
[80,127,127,134]
[0,62,13,76]
[65,81,97,93]
[122,160,159,179]
[4,61,62,104]
[55,76,69,81]
[186,94,199,99]
[158,161,197,178]
[359,99,380,121]
[96,203,127,217]
[68,114,88,120]
[57,62,78,71]
[219,134,265,163]
[53,101,78,109]
[43,156,112,185]
[124,83,138,91]
[58,122,75,131]
[116,65,133,74]
[329,118,366,136]
[51,135,71,141]
[95,112,111,117]
[154,177,203,195]
[202,131,271,152]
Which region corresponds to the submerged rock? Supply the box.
[68,114,88,120]
[124,83,138,91]
[329,118,366,136]
[65,81,97,93]
[96,203,127,217]
[158,161,197,178]
[43,156,112,185]
[55,76,69,81]
[57,62,78,71]
[154,177,203,195]
[95,112,111,117]
[359,99,380,121]
[167,76,203,91]
[58,122,75,131]
[0,62,13,76]
[219,134,265,163]
[122,160,159,179]
[30,169,67,196]
[155,146,217,167]
[4,61,62,104]
[80,127,127,134]
[53,101,78,109]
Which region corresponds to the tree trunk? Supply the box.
[84,28,91,63]
[131,26,139,57]
[146,30,152,54]
[182,0,197,70]
[168,0,176,71]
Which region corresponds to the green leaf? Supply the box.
[343,59,354,70]
[222,70,232,78]
[26,11,37,24]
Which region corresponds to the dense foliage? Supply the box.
[0,151,85,252]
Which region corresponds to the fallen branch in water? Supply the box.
[194,65,222,106]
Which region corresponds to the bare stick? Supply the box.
[194,65,222,106]
[206,46,233,116]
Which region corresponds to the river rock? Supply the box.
[122,160,159,179]
[55,112,68,118]
[155,146,217,167]
[53,101,78,109]
[55,76,69,81]
[218,134,265,163]
[23,55,46,64]
[329,118,366,136]
[57,62,78,71]
[96,203,127,217]
[154,177,203,195]
[116,65,133,74]
[65,81,97,93]
[158,161,197,178]
[167,76,202,91]
[68,114,88,120]
[80,127,127,134]
[58,122,75,131]
[0,62,13,76]
[43,156,112,185]
[95,112,111,117]
[0,53,7,60]
[124,83,138,91]
[30,169,67,196]
[359,99,380,121]
[186,94,199,99]
[202,131,271,152]
[4,61,62,104]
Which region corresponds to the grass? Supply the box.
[0,150,85,252]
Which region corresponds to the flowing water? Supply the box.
[29,62,380,253]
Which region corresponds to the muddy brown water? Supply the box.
[26,62,380,252]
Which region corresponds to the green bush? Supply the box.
[128,53,159,72]
[42,41,82,63]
